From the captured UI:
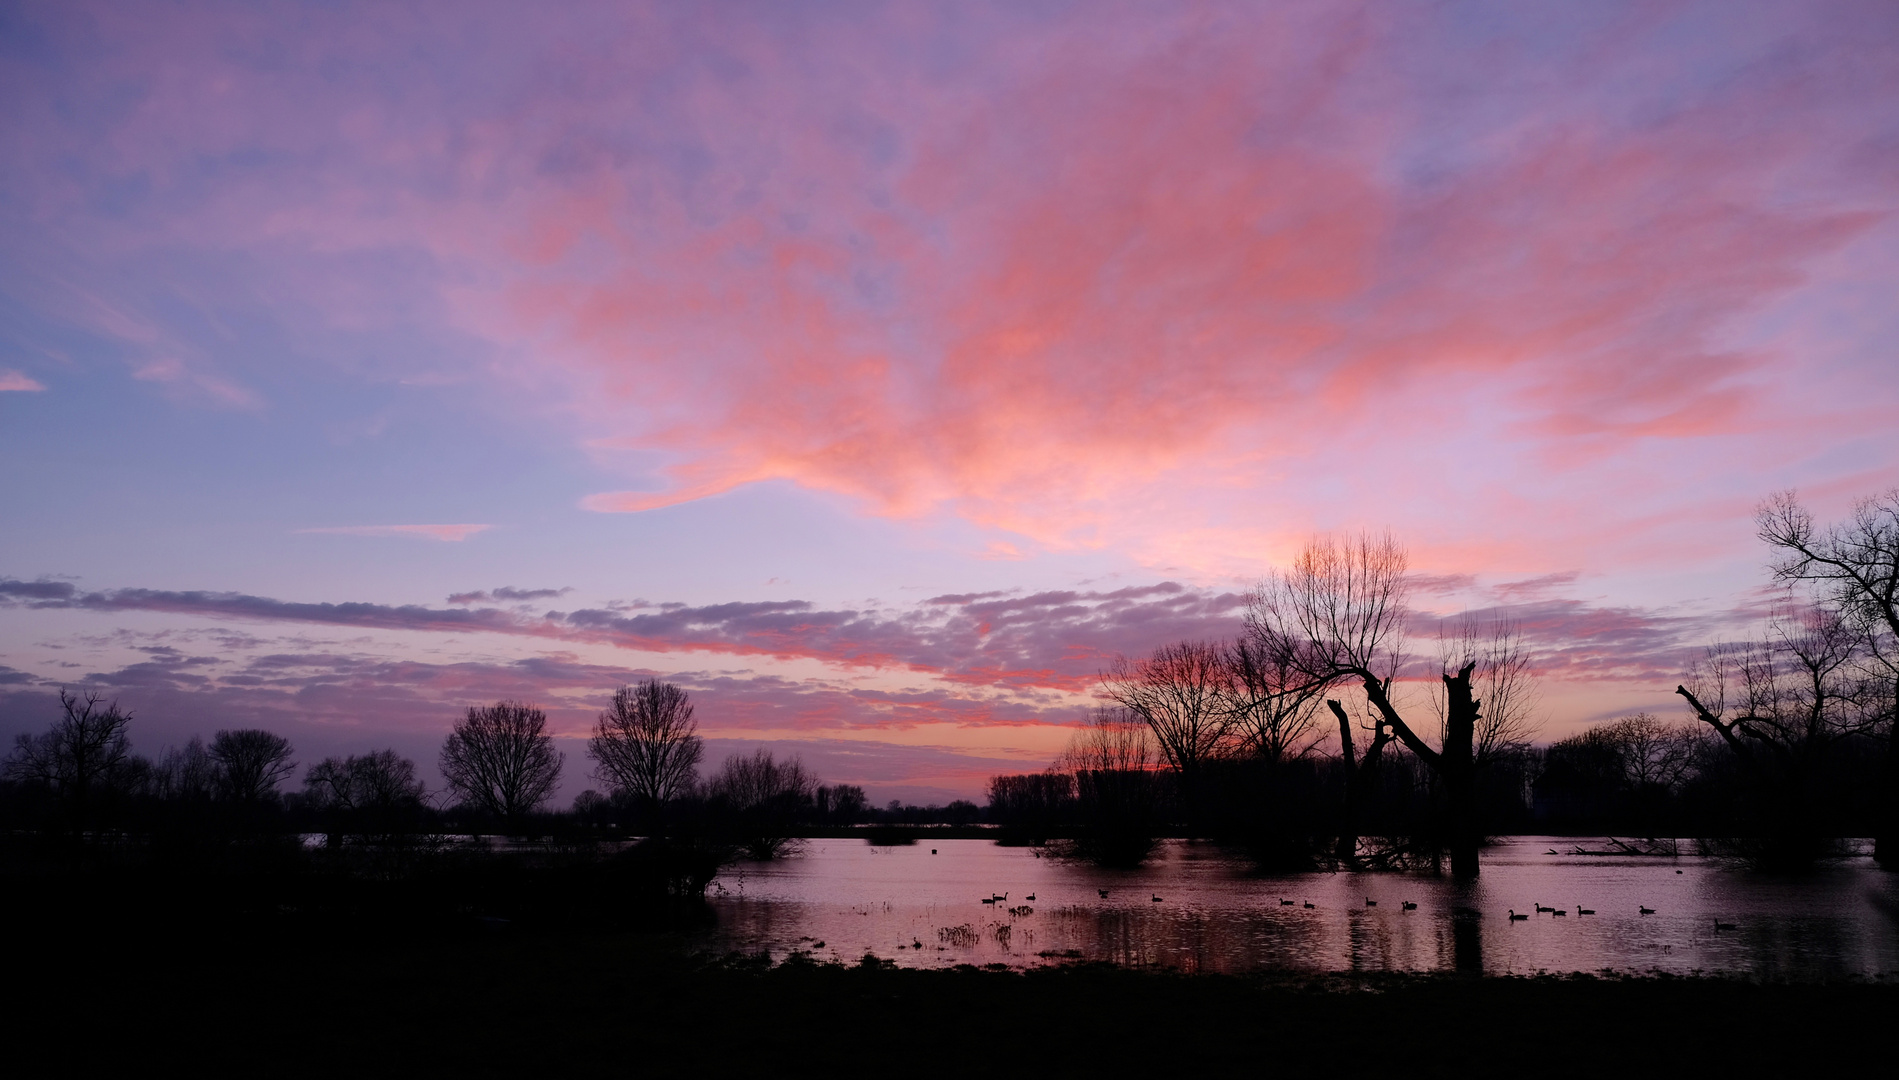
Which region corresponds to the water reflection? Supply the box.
[702,837,1899,977]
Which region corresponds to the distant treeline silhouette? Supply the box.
[0,680,968,889]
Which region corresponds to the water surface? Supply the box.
[701,837,1899,977]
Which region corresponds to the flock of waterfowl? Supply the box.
[977,890,1732,930]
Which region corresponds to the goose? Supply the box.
[1714,919,1737,932]
[1152,893,1163,902]
[1577,904,1594,916]
[1280,898,1296,906]
[1098,889,1110,899]
[1508,910,1529,921]
[1364,897,1377,907]
[1552,909,1568,917]
[1546,849,1559,855]
[1639,906,1656,915]
[1303,901,1316,909]
[1025,894,1035,902]
[1401,901,1418,911]
[981,897,996,904]
[1534,902,1552,913]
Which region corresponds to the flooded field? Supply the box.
[702,837,1899,977]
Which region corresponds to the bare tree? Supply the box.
[1227,637,1329,765]
[1604,713,1701,793]
[303,749,428,845]
[209,729,296,804]
[1676,605,1882,863]
[440,700,563,827]
[1757,489,1899,866]
[3,689,136,828]
[1436,617,1541,766]
[588,680,703,807]
[1099,640,1236,779]
[1245,532,1529,876]
[707,749,816,859]
[1054,706,1163,865]
[151,736,218,802]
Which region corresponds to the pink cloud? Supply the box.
[6,2,1896,583]
[0,370,46,392]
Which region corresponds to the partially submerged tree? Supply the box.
[1756,489,1899,867]
[1246,533,1541,876]
[1053,706,1164,865]
[440,700,563,828]
[706,749,816,859]
[1100,640,1236,777]
[1676,605,1885,865]
[588,681,703,816]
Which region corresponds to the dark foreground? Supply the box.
[16,918,1895,1077]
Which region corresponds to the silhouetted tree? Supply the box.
[303,749,428,845]
[440,700,563,829]
[707,749,816,859]
[1676,605,1884,866]
[151,737,218,803]
[1100,640,1235,825]
[986,772,1074,842]
[1228,637,1329,764]
[209,729,296,805]
[1055,706,1164,864]
[814,783,869,824]
[1328,697,1393,864]
[2,689,137,831]
[1757,489,1899,866]
[1246,533,1541,876]
[588,681,703,818]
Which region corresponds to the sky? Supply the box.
[2,0,1897,805]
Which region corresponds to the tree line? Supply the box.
[986,489,1899,874]
[0,678,904,884]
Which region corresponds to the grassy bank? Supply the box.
[13,912,1893,1076]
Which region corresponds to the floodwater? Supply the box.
[701,837,1899,977]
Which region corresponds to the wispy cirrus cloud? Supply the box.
[0,370,46,392]
[295,524,492,542]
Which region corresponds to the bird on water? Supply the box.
[1365,897,1377,907]
[1401,901,1417,911]
[1508,910,1529,920]
[1303,901,1315,909]
[1639,906,1656,915]
[1098,889,1109,899]
[1577,904,1594,916]
[1714,919,1738,932]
